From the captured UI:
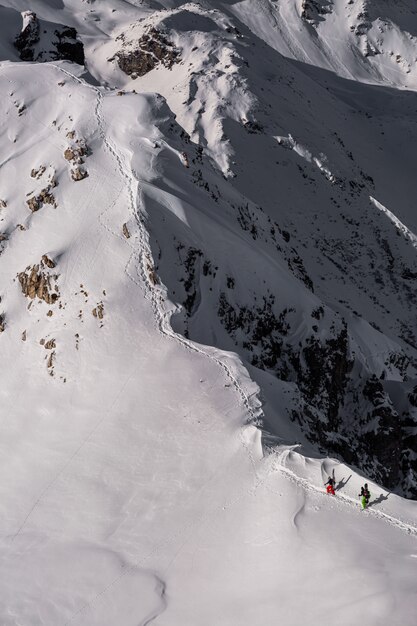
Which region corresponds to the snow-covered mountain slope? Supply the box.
[2,1,417,624]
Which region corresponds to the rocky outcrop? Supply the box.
[18,257,59,304]
[14,11,39,61]
[71,167,88,181]
[64,138,88,164]
[123,223,131,239]
[14,12,84,65]
[92,302,104,320]
[0,315,5,333]
[41,255,56,269]
[114,27,180,78]
[26,186,57,211]
[301,0,333,24]
[31,165,46,179]
[216,285,413,493]
[65,136,90,181]
[361,376,402,489]
[53,27,84,65]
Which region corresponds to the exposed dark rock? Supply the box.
[115,27,180,77]
[362,376,402,488]
[301,0,333,24]
[54,27,84,65]
[41,255,56,269]
[18,259,60,305]
[26,186,57,211]
[71,167,88,181]
[92,302,104,319]
[14,11,40,61]
[14,12,84,65]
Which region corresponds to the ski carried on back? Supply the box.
[359,484,371,509]
[324,469,336,495]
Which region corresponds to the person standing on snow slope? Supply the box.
[325,476,336,495]
[359,483,371,509]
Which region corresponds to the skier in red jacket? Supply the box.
[325,476,336,495]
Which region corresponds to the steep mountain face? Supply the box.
[1,1,417,498]
[3,1,417,624]
[74,0,417,496]
[14,11,85,64]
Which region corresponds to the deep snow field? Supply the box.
[1,1,417,625]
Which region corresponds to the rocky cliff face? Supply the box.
[113,26,180,78]
[14,11,84,64]
[126,3,417,496]
[300,0,333,24]
[3,0,417,498]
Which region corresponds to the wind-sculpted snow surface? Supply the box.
[2,1,417,624]
[102,1,417,496]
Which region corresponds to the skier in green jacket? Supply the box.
[359,483,371,509]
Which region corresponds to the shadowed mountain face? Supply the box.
[3,2,417,625]
[142,54,417,496]
[1,0,417,495]
[106,1,417,496]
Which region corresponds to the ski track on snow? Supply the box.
[267,450,417,537]
[3,62,417,623]
[0,63,265,624]
[58,63,417,623]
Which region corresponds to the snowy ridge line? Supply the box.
[370,195,417,249]
[33,65,265,624]
[0,64,153,546]
[267,453,417,536]
[0,63,264,622]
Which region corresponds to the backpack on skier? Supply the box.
[359,483,371,509]
[325,476,335,495]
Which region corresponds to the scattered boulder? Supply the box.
[26,186,57,211]
[41,254,56,269]
[31,165,46,179]
[18,258,60,305]
[21,330,26,341]
[71,167,88,181]
[65,138,90,180]
[123,223,131,239]
[46,350,55,369]
[26,196,40,212]
[92,302,104,319]
[64,139,88,164]
[147,262,159,286]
